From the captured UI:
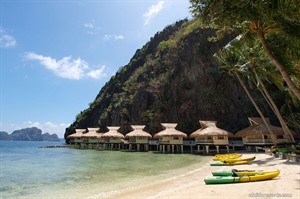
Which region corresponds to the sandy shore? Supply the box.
[107,153,299,199]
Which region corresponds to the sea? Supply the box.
[0,140,210,199]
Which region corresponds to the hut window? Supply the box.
[217,136,225,140]
[173,137,179,140]
[207,136,212,140]
[263,135,268,139]
[277,135,284,139]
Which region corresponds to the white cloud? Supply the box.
[0,28,16,48]
[103,34,125,41]
[83,22,101,35]
[84,22,94,29]
[87,65,106,79]
[1,121,70,138]
[143,1,165,25]
[25,52,106,80]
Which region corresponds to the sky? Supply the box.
[0,0,192,138]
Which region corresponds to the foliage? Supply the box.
[190,0,300,99]
[215,35,299,142]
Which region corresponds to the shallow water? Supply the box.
[0,141,210,199]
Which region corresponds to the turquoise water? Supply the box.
[0,141,210,199]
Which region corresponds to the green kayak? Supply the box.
[210,160,249,166]
[204,170,280,184]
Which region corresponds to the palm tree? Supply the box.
[214,41,278,144]
[233,36,296,143]
[253,70,295,143]
[190,0,300,100]
[221,36,295,143]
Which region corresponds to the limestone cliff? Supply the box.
[65,19,282,139]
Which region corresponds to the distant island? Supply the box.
[0,127,60,141]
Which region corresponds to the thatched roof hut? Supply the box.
[67,129,86,138]
[82,128,103,138]
[153,123,187,139]
[235,117,287,137]
[102,126,125,139]
[189,121,234,138]
[125,125,152,139]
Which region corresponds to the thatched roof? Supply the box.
[199,121,217,128]
[189,121,233,138]
[125,125,152,139]
[235,117,285,137]
[153,123,188,139]
[82,128,103,138]
[67,129,86,138]
[249,117,270,125]
[102,126,125,139]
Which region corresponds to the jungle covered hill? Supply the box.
[65,18,300,139]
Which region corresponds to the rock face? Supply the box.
[42,133,61,141]
[11,127,43,141]
[0,127,60,141]
[65,19,279,139]
[0,131,11,140]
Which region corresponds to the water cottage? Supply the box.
[81,128,103,149]
[125,125,152,152]
[189,121,234,153]
[235,117,293,151]
[67,129,86,148]
[101,126,125,150]
[154,123,187,153]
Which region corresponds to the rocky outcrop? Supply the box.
[42,133,60,141]
[0,131,11,140]
[0,127,60,141]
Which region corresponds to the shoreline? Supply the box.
[102,152,299,199]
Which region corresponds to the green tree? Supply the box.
[216,34,298,143]
[190,0,300,100]
[214,37,278,144]
[229,36,296,143]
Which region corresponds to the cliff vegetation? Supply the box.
[65,18,299,139]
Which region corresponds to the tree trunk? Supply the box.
[235,71,278,144]
[256,75,295,143]
[256,30,300,100]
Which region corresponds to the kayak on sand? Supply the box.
[204,170,280,184]
[212,169,279,176]
[210,160,251,166]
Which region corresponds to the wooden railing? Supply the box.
[246,139,273,143]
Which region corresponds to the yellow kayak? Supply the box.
[239,170,280,182]
[220,156,256,163]
[205,170,280,184]
[213,153,242,161]
[212,169,279,176]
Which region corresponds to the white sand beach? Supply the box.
[107,153,300,199]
